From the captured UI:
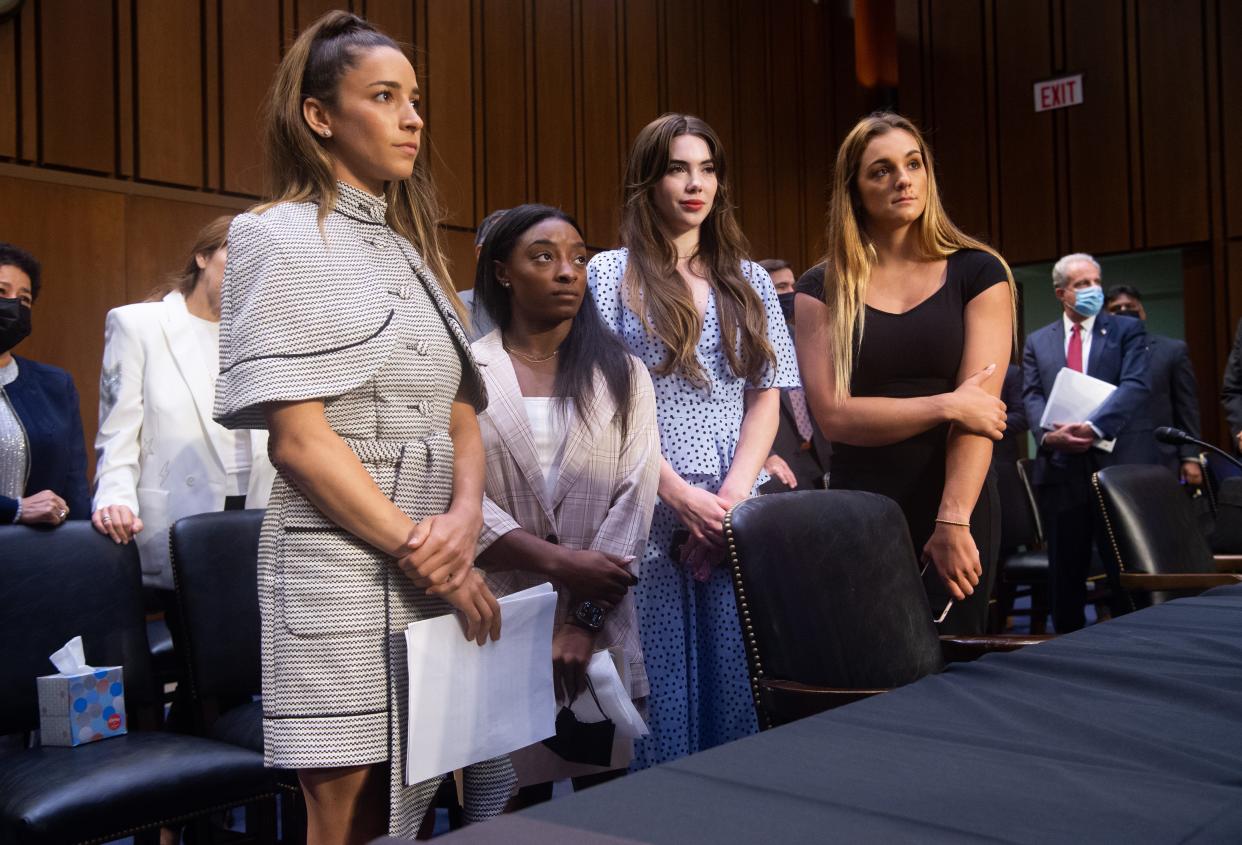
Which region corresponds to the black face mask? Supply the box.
[1110,307,1143,322]
[0,297,32,353]
[777,291,797,322]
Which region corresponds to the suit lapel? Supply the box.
[550,370,614,509]
[1088,314,1109,375]
[476,335,555,519]
[159,294,226,469]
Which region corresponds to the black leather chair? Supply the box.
[725,490,1046,728]
[1092,465,1242,612]
[0,522,277,844]
[991,459,1050,633]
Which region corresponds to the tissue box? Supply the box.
[37,667,127,746]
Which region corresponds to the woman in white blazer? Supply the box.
[92,216,275,589]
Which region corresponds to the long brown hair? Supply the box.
[822,112,1016,402]
[620,113,775,387]
[256,11,462,317]
[146,215,233,302]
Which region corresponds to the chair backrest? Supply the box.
[1015,459,1045,546]
[169,510,264,702]
[726,490,943,724]
[996,459,1039,553]
[1093,464,1216,608]
[0,523,156,733]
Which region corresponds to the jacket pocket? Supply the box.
[277,529,386,638]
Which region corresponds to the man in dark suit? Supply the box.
[1023,253,1154,632]
[993,364,1028,468]
[1105,284,1204,485]
[760,259,830,493]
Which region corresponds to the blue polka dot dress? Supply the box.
[587,249,800,768]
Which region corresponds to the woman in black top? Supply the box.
[794,113,1015,634]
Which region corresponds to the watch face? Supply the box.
[576,602,605,630]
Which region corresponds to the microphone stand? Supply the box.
[1156,428,1242,473]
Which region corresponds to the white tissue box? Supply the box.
[37,667,127,746]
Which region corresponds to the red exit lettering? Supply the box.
[1034,74,1084,113]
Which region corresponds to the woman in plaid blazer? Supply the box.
[472,205,662,800]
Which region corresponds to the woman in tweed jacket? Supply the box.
[472,206,661,799]
[212,12,511,842]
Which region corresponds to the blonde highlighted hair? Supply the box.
[255,10,462,317]
[145,215,233,302]
[821,112,1016,402]
[621,113,775,387]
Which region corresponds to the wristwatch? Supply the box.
[568,600,606,632]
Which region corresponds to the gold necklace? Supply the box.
[503,339,559,364]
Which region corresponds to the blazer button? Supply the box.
[186,476,195,487]
[546,533,559,545]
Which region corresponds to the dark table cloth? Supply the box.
[430,586,1242,844]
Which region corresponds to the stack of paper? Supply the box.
[405,582,558,785]
[1038,367,1118,453]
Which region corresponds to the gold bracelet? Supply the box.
[935,518,971,528]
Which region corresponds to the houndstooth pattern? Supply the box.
[217,182,509,836]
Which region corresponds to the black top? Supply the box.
[796,249,1007,634]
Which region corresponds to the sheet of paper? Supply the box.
[570,650,649,741]
[1038,367,1117,453]
[405,582,558,785]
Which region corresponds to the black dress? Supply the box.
[796,250,1006,634]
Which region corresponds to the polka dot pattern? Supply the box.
[587,249,799,769]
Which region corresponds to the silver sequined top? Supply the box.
[0,358,28,501]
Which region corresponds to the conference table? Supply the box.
[411,585,1242,843]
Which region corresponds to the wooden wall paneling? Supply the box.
[39,0,115,174]
[363,0,415,46]
[204,0,221,190]
[699,0,736,173]
[1062,0,1133,254]
[0,17,17,158]
[480,0,529,215]
[296,0,353,32]
[993,0,1057,264]
[0,176,129,476]
[220,0,281,196]
[662,0,702,117]
[135,0,204,187]
[1136,0,1209,247]
[767,0,803,267]
[442,226,477,293]
[123,195,235,304]
[829,0,867,145]
[1181,245,1221,446]
[797,0,830,272]
[18,0,38,161]
[116,0,134,177]
[732,0,773,258]
[425,0,476,227]
[1223,0,1242,239]
[895,0,925,125]
[579,0,623,248]
[531,0,578,216]
[623,0,661,144]
[924,0,989,241]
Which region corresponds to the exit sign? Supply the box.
[1034,73,1083,112]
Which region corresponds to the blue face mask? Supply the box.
[1071,285,1104,318]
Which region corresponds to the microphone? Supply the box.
[1154,427,1242,472]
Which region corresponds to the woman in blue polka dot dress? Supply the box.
[588,114,799,768]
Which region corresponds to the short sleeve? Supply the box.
[957,249,1009,302]
[587,249,627,335]
[746,261,801,390]
[213,211,397,430]
[795,263,827,300]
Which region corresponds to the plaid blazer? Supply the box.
[473,330,660,698]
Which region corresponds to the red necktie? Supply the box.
[1067,324,1083,372]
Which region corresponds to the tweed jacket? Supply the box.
[473,330,660,700]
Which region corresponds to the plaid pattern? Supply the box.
[473,330,661,698]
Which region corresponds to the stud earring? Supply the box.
[321,129,331,138]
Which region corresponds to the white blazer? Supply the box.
[94,291,275,588]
